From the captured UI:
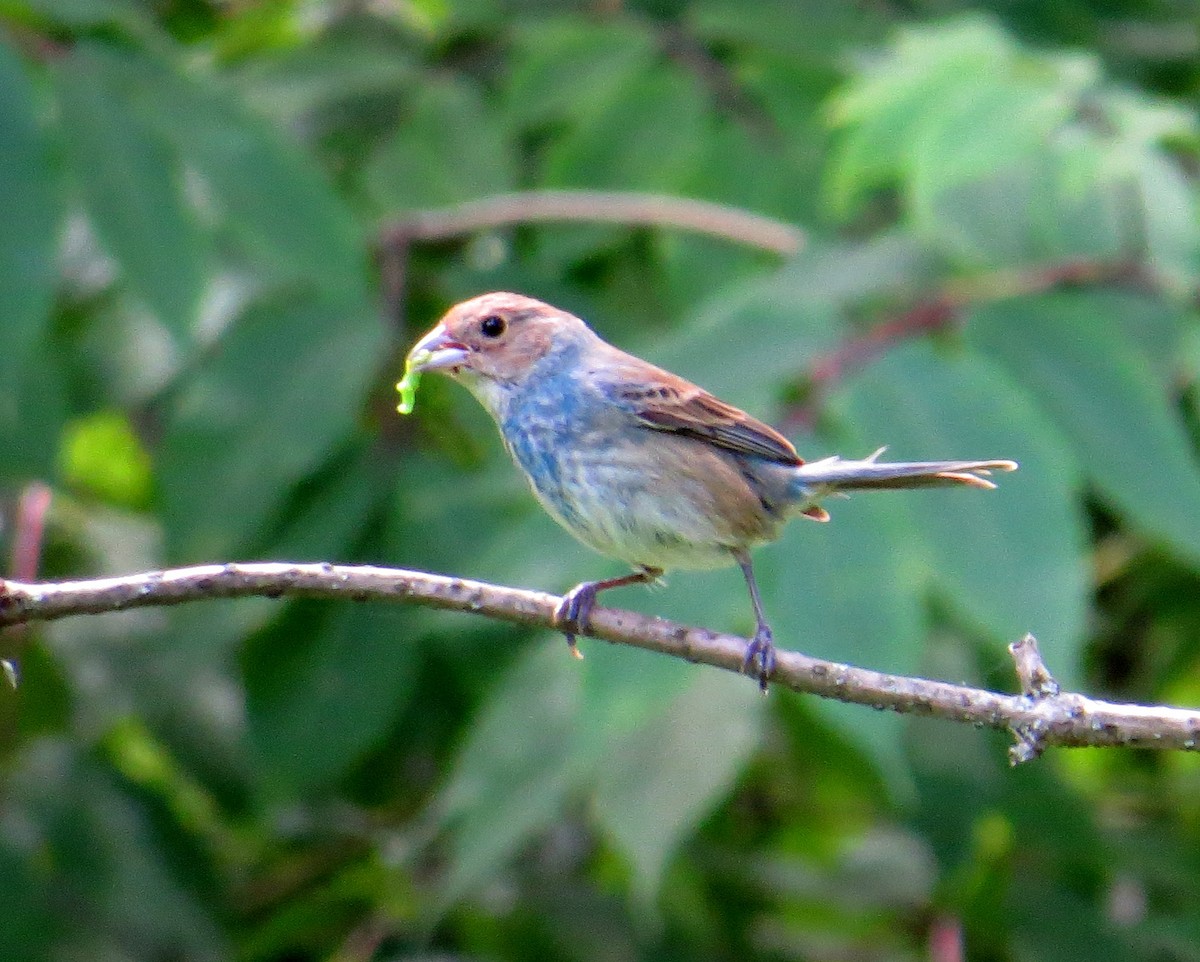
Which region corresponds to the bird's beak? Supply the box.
[407,323,470,373]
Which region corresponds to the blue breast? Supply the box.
[499,352,596,533]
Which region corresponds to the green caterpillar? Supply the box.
[395,350,431,414]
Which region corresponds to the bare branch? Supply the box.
[788,258,1151,428]
[1009,633,1061,699]
[380,190,805,257]
[2,562,1198,762]
[8,482,53,582]
[1007,634,1065,764]
[2,482,54,688]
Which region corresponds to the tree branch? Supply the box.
[376,190,805,335]
[789,258,1150,427]
[2,482,53,688]
[3,563,1198,763]
[379,190,805,256]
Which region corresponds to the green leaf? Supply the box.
[6,744,227,959]
[502,19,657,128]
[691,0,885,59]
[392,449,598,587]
[13,0,160,38]
[913,90,1192,270]
[826,17,1019,214]
[907,82,1077,257]
[97,49,369,302]
[59,410,153,508]
[262,441,390,560]
[594,668,761,903]
[55,45,205,339]
[428,631,713,912]
[540,64,706,193]
[16,0,133,24]
[910,79,1073,197]
[0,344,70,482]
[827,16,1100,228]
[915,150,1130,268]
[651,287,835,418]
[968,292,1200,570]
[0,841,55,962]
[159,295,385,561]
[1132,150,1200,286]
[654,235,938,416]
[831,340,1089,685]
[1008,876,1140,962]
[764,479,924,788]
[730,54,837,223]
[366,77,514,211]
[233,16,418,124]
[430,643,586,911]
[526,61,709,268]
[244,601,420,794]
[171,100,367,301]
[0,41,59,386]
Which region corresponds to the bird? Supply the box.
[404,292,1016,689]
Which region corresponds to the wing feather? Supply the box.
[605,367,801,466]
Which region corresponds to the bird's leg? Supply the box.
[734,550,776,692]
[555,566,663,658]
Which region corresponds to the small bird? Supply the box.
[406,292,1016,689]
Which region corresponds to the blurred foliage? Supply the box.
[3,0,1200,959]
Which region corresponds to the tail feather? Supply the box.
[792,448,1018,496]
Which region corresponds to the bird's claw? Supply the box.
[554,582,597,659]
[742,626,777,693]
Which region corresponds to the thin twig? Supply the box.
[928,916,964,962]
[379,190,805,256]
[790,258,1150,428]
[1007,634,1065,763]
[1010,633,1060,699]
[9,482,53,583]
[2,482,53,687]
[2,562,1198,762]
[658,24,780,145]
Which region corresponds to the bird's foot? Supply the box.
[553,568,661,658]
[742,625,777,693]
[554,581,597,660]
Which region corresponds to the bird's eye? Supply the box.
[480,314,506,338]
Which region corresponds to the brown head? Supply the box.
[407,292,593,396]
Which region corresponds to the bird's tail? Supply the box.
[789,448,1017,520]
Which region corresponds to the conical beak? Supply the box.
[407,323,470,373]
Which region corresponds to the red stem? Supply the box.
[791,257,1146,429]
[9,482,53,582]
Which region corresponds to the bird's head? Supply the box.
[406,292,590,402]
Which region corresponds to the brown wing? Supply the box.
[605,362,801,466]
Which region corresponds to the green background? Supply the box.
[3,1,1200,959]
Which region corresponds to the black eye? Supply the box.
[480,314,506,338]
